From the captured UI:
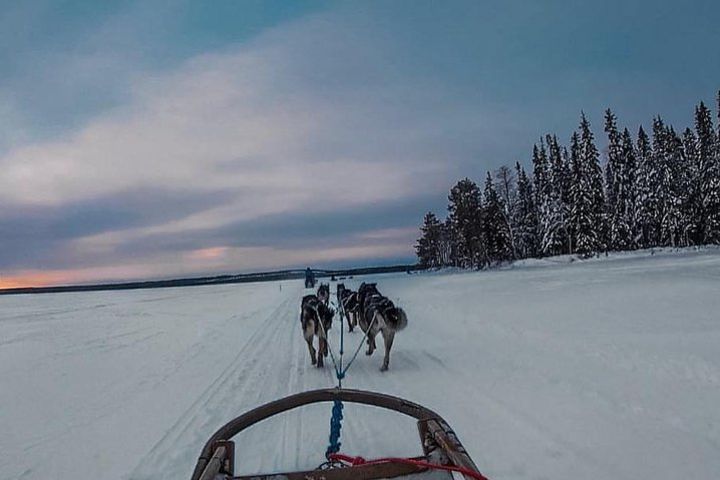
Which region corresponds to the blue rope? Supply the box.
[325,399,344,458]
[325,297,348,458]
[324,292,380,458]
[340,313,378,378]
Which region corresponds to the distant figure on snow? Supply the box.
[305,267,316,288]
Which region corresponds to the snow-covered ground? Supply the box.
[2,248,720,480]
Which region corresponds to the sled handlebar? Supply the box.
[190,388,448,480]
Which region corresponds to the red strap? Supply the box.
[328,453,490,480]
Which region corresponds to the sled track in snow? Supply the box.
[131,283,423,479]
[130,287,327,478]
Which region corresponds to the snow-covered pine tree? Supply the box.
[604,109,622,215]
[666,126,687,246]
[441,217,455,266]
[447,178,485,268]
[603,110,633,250]
[438,219,453,266]
[620,128,638,248]
[694,101,720,244]
[578,113,606,253]
[568,131,598,255]
[495,165,517,259]
[532,139,563,256]
[651,118,683,247]
[416,212,443,268]
[543,134,569,255]
[513,162,539,258]
[532,141,550,209]
[483,171,513,264]
[532,142,548,256]
[682,127,701,245]
[635,125,659,248]
[549,135,572,209]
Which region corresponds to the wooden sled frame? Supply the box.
[190,388,481,480]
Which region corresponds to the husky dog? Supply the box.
[336,283,359,332]
[357,282,381,316]
[317,283,330,305]
[357,283,408,371]
[300,295,335,367]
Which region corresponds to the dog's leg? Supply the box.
[366,331,376,356]
[306,338,316,365]
[380,329,395,371]
[358,311,368,334]
[346,309,354,332]
[317,336,325,368]
[304,321,317,365]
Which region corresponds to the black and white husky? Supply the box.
[316,283,330,305]
[357,282,408,371]
[336,283,359,332]
[300,294,335,368]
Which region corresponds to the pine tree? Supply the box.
[549,135,572,207]
[416,212,443,267]
[651,118,684,247]
[442,217,454,266]
[682,127,701,245]
[533,139,564,256]
[695,102,720,244]
[543,134,569,254]
[604,109,623,215]
[483,172,513,263]
[635,125,659,247]
[533,141,550,205]
[568,132,597,255]
[603,110,632,250]
[666,126,687,246]
[512,162,539,258]
[495,165,517,258]
[619,128,638,248]
[578,113,606,252]
[447,178,485,268]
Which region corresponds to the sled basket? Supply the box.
[189,388,485,480]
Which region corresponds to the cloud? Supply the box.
[6,1,714,286]
[0,12,469,207]
[0,8,495,284]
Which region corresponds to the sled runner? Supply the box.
[190,388,488,480]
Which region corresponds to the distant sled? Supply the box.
[189,388,489,480]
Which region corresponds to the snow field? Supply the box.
[1,248,719,479]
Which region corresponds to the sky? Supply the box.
[1,0,718,287]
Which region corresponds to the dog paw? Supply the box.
[380,365,388,372]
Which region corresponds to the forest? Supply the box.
[416,93,720,268]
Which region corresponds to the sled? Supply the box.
[190,388,488,480]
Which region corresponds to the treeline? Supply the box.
[416,93,720,268]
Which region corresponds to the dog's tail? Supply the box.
[386,307,408,331]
